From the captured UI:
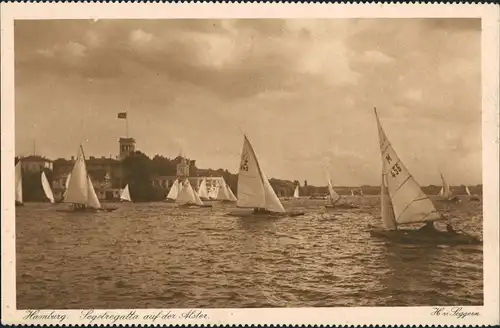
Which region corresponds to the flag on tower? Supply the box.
[117,112,127,119]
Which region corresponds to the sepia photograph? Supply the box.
[2,2,499,326]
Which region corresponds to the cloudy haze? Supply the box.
[15,19,481,186]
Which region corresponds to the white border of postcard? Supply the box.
[2,2,499,326]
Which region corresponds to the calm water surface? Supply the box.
[16,196,483,308]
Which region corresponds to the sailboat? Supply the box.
[369,108,479,245]
[120,184,132,202]
[216,178,237,203]
[175,179,212,208]
[230,135,304,218]
[208,183,218,200]
[324,179,358,209]
[293,184,300,199]
[41,171,55,204]
[165,179,180,202]
[56,145,117,213]
[466,185,481,202]
[15,161,23,206]
[437,173,460,202]
[197,179,210,201]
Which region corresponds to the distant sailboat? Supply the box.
[198,179,210,200]
[465,185,481,202]
[350,189,355,196]
[324,175,358,209]
[438,173,460,202]
[369,108,479,245]
[15,161,23,206]
[232,135,304,217]
[120,184,132,202]
[216,179,237,203]
[41,171,55,204]
[208,183,218,200]
[176,179,212,208]
[293,185,300,198]
[166,179,180,202]
[57,145,116,212]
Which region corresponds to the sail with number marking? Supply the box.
[15,161,23,204]
[41,171,55,203]
[237,135,285,213]
[374,108,441,225]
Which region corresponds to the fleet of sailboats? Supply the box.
[13,115,481,245]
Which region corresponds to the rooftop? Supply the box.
[19,155,53,162]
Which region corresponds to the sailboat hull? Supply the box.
[436,196,461,203]
[325,203,359,210]
[178,203,212,208]
[227,210,305,218]
[56,206,118,213]
[369,228,481,245]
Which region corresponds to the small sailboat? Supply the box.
[231,135,304,218]
[165,179,180,202]
[197,179,210,200]
[293,184,300,199]
[324,179,358,210]
[369,108,479,245]
[41,171,55,204]
[120,184,132,202]
[466,185,481,202]
[15,161,23,206]
[208,183,218,200]
[176,179,212,208]
[216,179,237,203]
[437,173,460,202]
[350,189,355,197]
[57,145,117,213]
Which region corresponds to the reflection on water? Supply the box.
[16,197,483,309]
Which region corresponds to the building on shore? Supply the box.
[17,155,53,172]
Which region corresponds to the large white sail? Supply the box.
[176,179,204,206]
[293,185,300,198]
[216,179,237,202]
[41,171,55,204]
[166,179,180,200]
[380,172,397,230]
[64,146,90,205]
[327,180,341,204]
[440,174,453,199]
[198,179,209,199]
[237,136,285,213]
[120,184,132,202]
[375,108,441,225]
[15,161,23,204]
[87,176,102,209]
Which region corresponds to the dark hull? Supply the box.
[55,206,118,213]
[325,203,359,209]
[370,228,481,245]
[436,196,461,203]
[469,196,481,201]
[178,203,212,208]
[228,211,305,218]
[15,202,24,207]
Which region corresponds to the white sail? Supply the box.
[198,179,209,199]
[166,179,180,200]
[380,172,397,230]
[359,188,364,196]
[227,183,238,201]
[65,173,72,189]
[15,161,23,204]
[120,184,132,202]
[350,189,355,196]
[237,135,285,213]
[440,173,453,199]
[176,179,204,206]
[64,146,90,205]
[465,185,472,196]
[87,176,102,209]
[293,185,300,198]
[208,183,218,199]
[327,180,341,204]
[375,108,441,225]
[41,171,55,203]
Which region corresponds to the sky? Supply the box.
[14,18,481,186]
